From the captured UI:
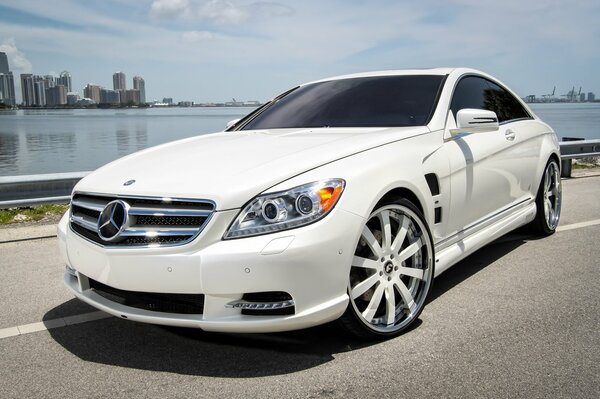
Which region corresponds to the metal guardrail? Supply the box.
[0,140,598,209]
[0,172,90,209]
[559,138,600,178]
[559,139,600,159]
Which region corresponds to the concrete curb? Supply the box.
[0,224,57,243]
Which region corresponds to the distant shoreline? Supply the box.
[0,104,262,111]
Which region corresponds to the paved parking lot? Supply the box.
[1,176,599,398]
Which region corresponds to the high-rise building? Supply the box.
[33,78,46,106]
[100,88,120,104]
[124,89,141,104]
[163,97,173,105]
[57,71,72,92]
[45,85,67,106]
[133,76,146,104]
[113,71,126,91]
[66,92,79,105]
[43,75,55,89]
[0,52,9,74]
[0,52,16,106]
[21,74,34,106]
[83,84,102,103]
[588,92,595,102]
[21,74,49,106]
[0,72,15,106]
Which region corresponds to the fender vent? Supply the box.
[425,173,440,196]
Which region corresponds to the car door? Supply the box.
[442,75,536,238]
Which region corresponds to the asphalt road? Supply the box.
[1,176,599,399]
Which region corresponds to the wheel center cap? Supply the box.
[384,261,394,274]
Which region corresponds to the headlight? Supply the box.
[224,179,345,239]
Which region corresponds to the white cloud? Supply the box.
[150,0,192,19]
[198,0,248,24]
[181,30,215,42]
[0,37,33,73]
[149,0,294,24]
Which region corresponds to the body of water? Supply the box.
[0,103,598,176]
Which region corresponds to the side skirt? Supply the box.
[433,201,536,277]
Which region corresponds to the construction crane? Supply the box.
[560,86,582,102]
[542,86,556,101]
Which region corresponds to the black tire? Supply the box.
[339,198,434,339]
[530,158,562,236]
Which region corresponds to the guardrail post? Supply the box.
[560,137,584,178]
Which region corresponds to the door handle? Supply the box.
[505,129,516,141]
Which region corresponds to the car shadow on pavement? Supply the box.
[428,230,532,303]
[44,231,531,378]
[43,299,390,377]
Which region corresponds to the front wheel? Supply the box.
[531,158,562,235]
[339,199,434,339]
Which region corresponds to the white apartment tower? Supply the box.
[133,76,146,104]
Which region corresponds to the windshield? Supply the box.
[240,75,445,130]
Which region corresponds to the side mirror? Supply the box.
[451,109,499,136]
[226,118,240,129]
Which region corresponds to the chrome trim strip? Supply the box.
[70,214,98,232]
[120,227,198,237]
[128,206,212,217]
[435,197,533,252]
[225,299,296,310]
[71,198,109,212]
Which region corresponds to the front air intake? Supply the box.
[88,278,205,315]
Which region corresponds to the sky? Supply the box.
[0,0,598,103]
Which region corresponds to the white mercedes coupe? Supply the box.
[58,68,561,339]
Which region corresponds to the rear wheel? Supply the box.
[531,159,562,235]
[339,199,434,339]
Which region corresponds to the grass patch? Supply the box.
[572,163,600,169]
[0,204,69,225]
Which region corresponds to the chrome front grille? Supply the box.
[70,192,215,247]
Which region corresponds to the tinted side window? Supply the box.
[484,81,530,122]
[450,76,531,123]
[449,76,489,118]
[241,75,445,129]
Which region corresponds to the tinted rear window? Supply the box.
[241,75,445,130]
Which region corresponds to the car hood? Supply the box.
[74,126,429,210]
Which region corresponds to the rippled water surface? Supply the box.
[0,107,251,176]
[0,103,598,176]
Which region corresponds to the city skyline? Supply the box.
[11,64,147,107]
[0,1,599,104]
[2,51,598,107]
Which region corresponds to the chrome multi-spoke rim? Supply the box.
[543,161,561,230]
[349,205,433,333]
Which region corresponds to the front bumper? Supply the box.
[58,207,364,333]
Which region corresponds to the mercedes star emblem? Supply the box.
[97,200,129,242]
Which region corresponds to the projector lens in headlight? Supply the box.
[224,179,345,239]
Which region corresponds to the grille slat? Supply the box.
[71,197,109,212]
[70,193,215,247]
[71,213,99,232]
[128,205,211,217]
[120,227,198,237]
